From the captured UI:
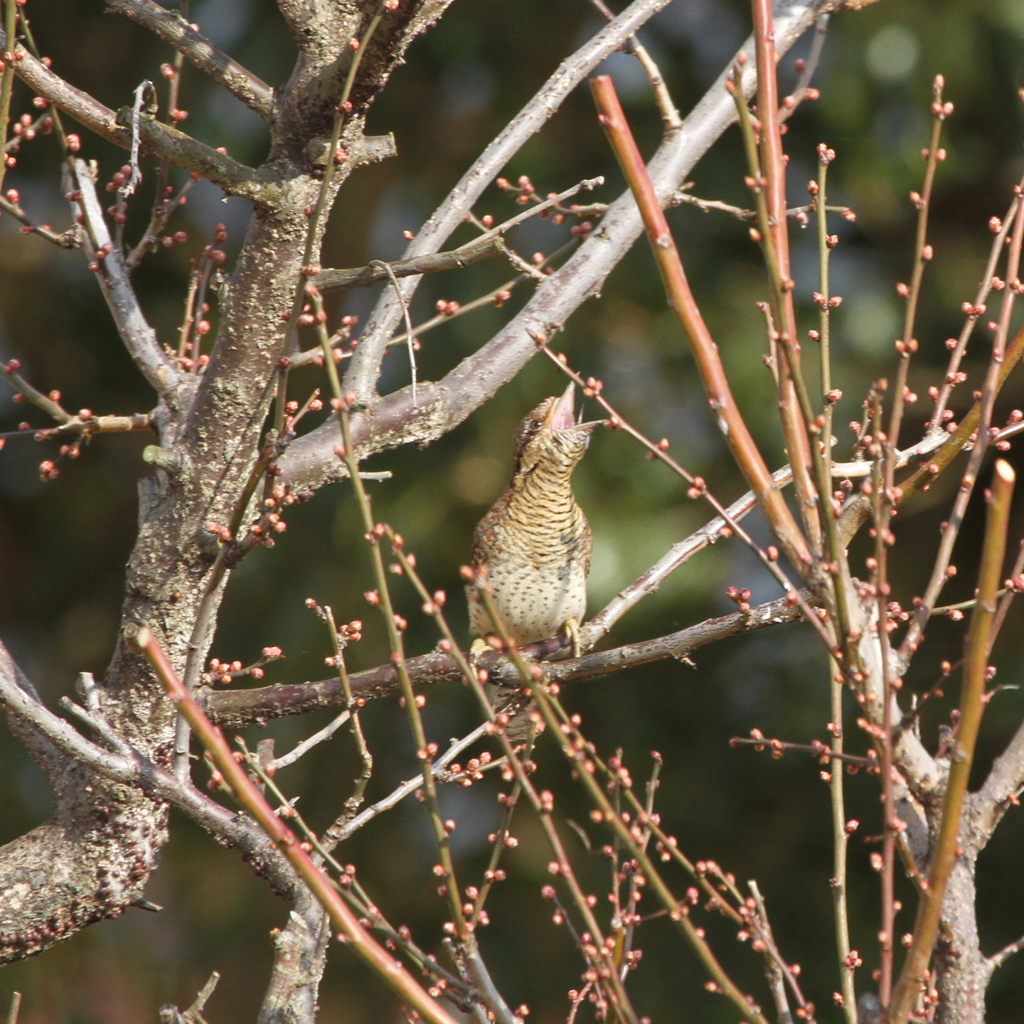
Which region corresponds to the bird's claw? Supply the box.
[468,637,490,680]
[564,618,582,658]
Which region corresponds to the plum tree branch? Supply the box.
[202,596,804,730]
[339,0,679,405]
[70,159,186,398]
[280,0,839,493]
[317,176,603,292]
[0,31,282,205]
[105,0,276,120]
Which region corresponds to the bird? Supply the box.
[467,383,600,737]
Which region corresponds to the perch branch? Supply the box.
[202,595,803,729]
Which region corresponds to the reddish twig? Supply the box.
[132,626,461,1024]
[590,73,811,572]
[730,732,875,768]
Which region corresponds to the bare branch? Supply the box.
[203,595,804,730]
[592,72,810,571]
[318,237,505,292]
[281,0,837,492]
[105,0,276,120]
[318,176,602,292]
[112,107,284,207]
[0,34,280,205]
[986,933,1024,976]
[133,626,461,1024]
[69,159,186,397]
[325,724,491,844]
[270,708,352,771]
[341,0,678,405]
[0,639,302,963]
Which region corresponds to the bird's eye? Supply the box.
[530,419,541,431]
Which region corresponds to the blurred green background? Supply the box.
[3,0,1024,1020]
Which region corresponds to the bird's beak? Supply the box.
[545,383,605,434]
[546,383,577,432]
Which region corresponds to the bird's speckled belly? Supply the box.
[468,556,587,645]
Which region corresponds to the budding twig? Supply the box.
[888,460,1016,1023]
[134,626,461,1024]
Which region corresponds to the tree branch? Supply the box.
[105,0,276,121]
[340,0,679,405]
[0,35,280,205]
[317,176,603,292]
[203,596,803,730]
[0,640,300,963]
[112,107,284,207]
[281,0,838,492]
[70,159,186,398]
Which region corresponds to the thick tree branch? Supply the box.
[296,0,452,136]
[0,0,458,970]
[340,0,678,405]
[0,640,300,962]
[105,0,276,121]
[113,108,284,207]
[319,237,505,292]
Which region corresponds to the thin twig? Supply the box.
[0,0,19,195]
[583,0,681,130]
[928,199,1020,430]
[370,260,418,404]
[986,933,1024,974]
[270,708,352,772]
[778,13,829,123]
[341,0,678,404]
[133,627,461,1024]
[898,173,1024,664]
[888,460,1016,1023]
[327,725,491,844]
[730,734,874,767]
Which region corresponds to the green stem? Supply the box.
[888,460,1016,1021]
[0,0,18,195]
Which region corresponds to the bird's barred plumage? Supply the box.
[468,384,596,648]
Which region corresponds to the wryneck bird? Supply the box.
[468,384,600,737]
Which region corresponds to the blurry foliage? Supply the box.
[2,0,1024,1020]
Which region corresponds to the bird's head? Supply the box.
[510,383,603,480]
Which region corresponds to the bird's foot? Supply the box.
[468,637,491,684]
[564,618,582,658]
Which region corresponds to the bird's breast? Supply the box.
[468,477,591,645]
